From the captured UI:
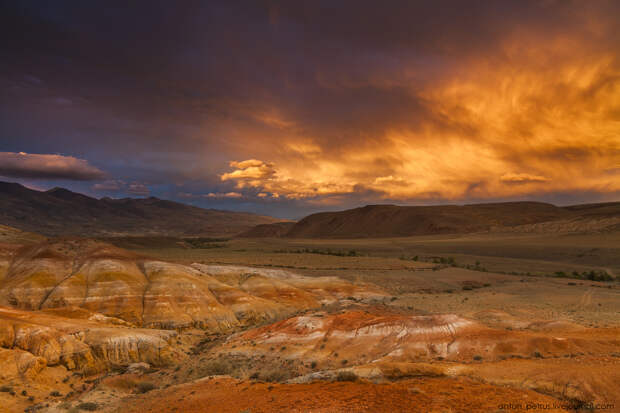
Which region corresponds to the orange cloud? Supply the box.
[500,173,549,184]
[206,192,243,199]
[220,34,620,204]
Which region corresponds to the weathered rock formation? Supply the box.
[0,240,385,330]
[216,308,620,367]
[0,306,179,375]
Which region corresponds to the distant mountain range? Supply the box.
[0,181,281,237]
[239,202,620,238]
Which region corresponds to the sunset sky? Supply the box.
[1,1,619,218]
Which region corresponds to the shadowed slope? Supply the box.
[0,181,281,237]
[241,202,620,238]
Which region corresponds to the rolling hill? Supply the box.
[241,202,620,238]
[0,181,281,237]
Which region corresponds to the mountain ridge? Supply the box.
[0,181,281,237]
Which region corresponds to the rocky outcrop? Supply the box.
[0,347,47,380]
[0,240,385,330]
[216,309,620,367]
[216,309,482,367]
[0,306,179,374]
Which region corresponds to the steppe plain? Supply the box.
[0,226,618,412]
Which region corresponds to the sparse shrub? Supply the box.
[0,386,12,393]
[261,367,291,382]
[413,256,419,261]
[473,355,483,361]
[483,283,491,287]
[136,381,156,393]
[21,390,27,396]
[533,351,543,358]
[310,361,317,369]
[50,390,62,397]
[462,286,473,291]
[76,402,99,411]
[335,371,358,382]
[341,359,348,365]
[200,359,233,376]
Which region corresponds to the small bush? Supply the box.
[0,386,13,392]
[261,367,291,383]
[200,359,233,376]
[50,390,62,397]
[533,351,543,358]
[335,371,358,382]
[310,361,317,369]
[136,382,156,393]
[76,403,99,411]
[473,355,483,361]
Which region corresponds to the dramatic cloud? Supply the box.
[1,1,619,215]
[501,173,549,184]
[221,160,276,181]
[0,152,105,181]
[206,192,243,199]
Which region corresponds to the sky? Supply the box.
[1,0,619,219]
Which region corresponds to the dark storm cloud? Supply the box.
[0,0,618,217]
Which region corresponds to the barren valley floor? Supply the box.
[0,230,618,412]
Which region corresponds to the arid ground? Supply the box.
[0,228,618,412]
